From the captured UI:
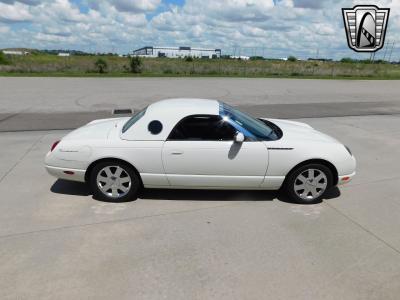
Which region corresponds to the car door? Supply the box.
[162,115,269,188]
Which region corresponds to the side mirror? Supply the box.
[234,132,245,143]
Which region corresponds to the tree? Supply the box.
[0,51,9,65]
[250,56,265,61]
[95,58,108,73]
[340,57,355,63]
[287,56,297,62]
[129,56,142,73]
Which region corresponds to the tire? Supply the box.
[89,161,141,202]
[284,163,333,204]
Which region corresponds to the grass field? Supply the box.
[1,53,400,79]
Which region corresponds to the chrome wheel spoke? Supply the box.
[316,182,327,189]
[302,185,311,196]
[100,181,113,192]
[310,187,319,198]
[120,177,131,184]
[111,187,119,197]
[314,174,324,182]
[104,167,113,177]
[114,167,123,178]
[98,175,109,182]
[119,185,129,193]
[297,174,307,183]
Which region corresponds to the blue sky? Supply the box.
[0,0,399,60]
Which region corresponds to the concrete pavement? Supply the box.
[2,101,400,132]
[0,113,399,299]
[1,77,400,114]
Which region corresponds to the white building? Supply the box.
[58,53,70,57]
[230,55,250,61]
[133,46,221,59]
[2,50,29,56]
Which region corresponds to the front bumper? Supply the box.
[337,171,356,186]
[45,165,86,183]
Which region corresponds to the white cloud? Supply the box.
[0,25,10,33]
[85,0,161,13]
[0,0,398,60]
[41,0,89,22]
[118,11,147,26]
[0,0,41,5]
[35,32,77,43]
[111,0,161,12]
[147,0,398,59]
[0,2,33,22]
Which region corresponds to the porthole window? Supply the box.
[148,120,163,135]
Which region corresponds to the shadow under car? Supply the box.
[50,179,341,204]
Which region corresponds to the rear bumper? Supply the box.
[45,165,86,183]
[337,171,356,186]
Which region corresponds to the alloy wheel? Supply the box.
[294,168,328,201]
[96,166,132,199]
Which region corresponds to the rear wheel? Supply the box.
[284,164,333,204]
[90,161,140,202]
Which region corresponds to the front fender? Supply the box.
[265,142,355,177]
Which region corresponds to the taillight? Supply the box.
[51,140,60,152]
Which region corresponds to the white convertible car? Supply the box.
[45,98,356,204]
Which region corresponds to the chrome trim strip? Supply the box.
[267,147,294,150]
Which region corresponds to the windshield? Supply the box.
[122,108,146,133]
[220,103,273,140]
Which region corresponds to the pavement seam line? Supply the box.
[0,201,243,240]
[0,133,46,184]
[0,112,20,124]
[1,112,400,133]
[325,202,400,256]
[0,128,76,133]
[0,107,32,124]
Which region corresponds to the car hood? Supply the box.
[63,117,129,141]
[263,118,340,144]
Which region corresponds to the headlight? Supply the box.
[344,145,352,156]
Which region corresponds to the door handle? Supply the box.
[171,150,184,155]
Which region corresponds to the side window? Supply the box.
[122,108,146,133]
[168,115,237,141]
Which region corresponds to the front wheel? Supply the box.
[284,164,333,204]
[90,161,140,202]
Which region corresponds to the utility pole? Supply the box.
[388,41,395,63]
[383,40,389,61]
[371,52,376,63]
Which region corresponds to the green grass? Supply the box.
[1,54,400,79]
[1,72,399,80]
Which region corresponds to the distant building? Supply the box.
[230,55,250,61]
[133,46,221,59]
[2,50,29,56]
[58,53,70,57]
